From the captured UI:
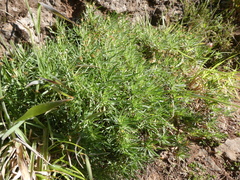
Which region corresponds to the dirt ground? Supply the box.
[138,109,240,180]
[0,0,240,179]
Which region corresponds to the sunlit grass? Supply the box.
[1,2,239,179]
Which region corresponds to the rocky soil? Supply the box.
[0,0,240,179]
[0,0,187,57]
[138,109,240,180]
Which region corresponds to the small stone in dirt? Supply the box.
[215,138,240,161]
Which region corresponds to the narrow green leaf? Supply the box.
[36,3,42,35]
[51,86,74,99]
[85,155,93,180]
[59,141,84,150]
[2,99,71,140]
[177,50,194,60]
[1,121,24,141]
[16,99,71,122]
[189,93,240,108]
[86,112,104,121]
[29,141,37,176]
[50,165,85,179]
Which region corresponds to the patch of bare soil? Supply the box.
[0,0,240,179]
[137,106,240,180]
[0,0,87,57]
[0,0,185,57]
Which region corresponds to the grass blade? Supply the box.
[38,2,80,27]
[16,99,71,122]
[1,121,24,141]
[50,165,85,179]
[2,99,72,140]
[85,155,93,180]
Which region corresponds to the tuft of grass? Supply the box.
[181,0,237,68]
[1,3,239,179]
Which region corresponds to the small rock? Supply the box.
[225,138,240,152]
[215,138,240,161]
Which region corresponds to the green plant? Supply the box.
[1,3,239,179]
[181,0,236,68]
[23,0,42,42]
[0,69,87,179]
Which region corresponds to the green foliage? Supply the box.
[1,2,239,179]
[181,0,237,68]
[0,63,85,179]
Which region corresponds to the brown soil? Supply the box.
[138,108,240,180]
[0,0,240,179]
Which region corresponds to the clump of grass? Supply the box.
[1,3,238,179]
[0,69,87,179]
[181,0,238,68]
